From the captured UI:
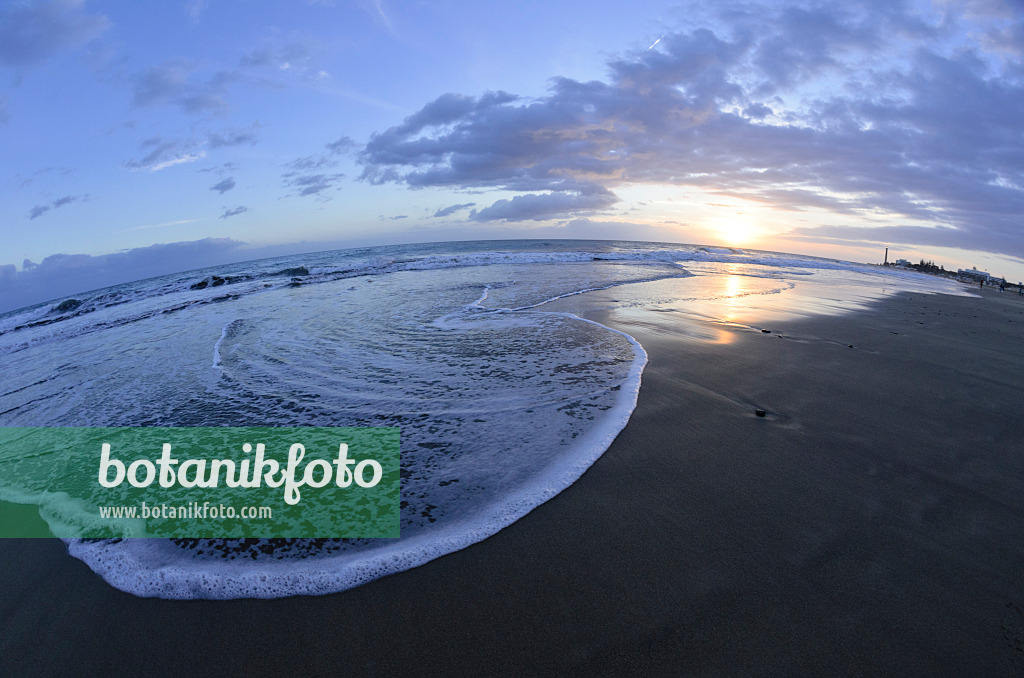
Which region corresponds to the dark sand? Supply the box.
[2,288,1023,676]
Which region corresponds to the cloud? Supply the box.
[358,1,1024,259]
[283,172,345,197]
[471,185,617,222]
[130,39,329,118]
[285,155,335,172]
[281,140,351,198]
[208,124,259,148]
[432,202,476,218]
[237,39,334,89]
[28,205,51,220]
[0,0,110,68]
[326,136,356,155]
[0,238,248,313]
[743,102,772,119]
[240,41,316,71]
[219,206,248,219]
[537,217,684,242]
[366,0,393,32]
[185,0,209,24]
[28,194,88,220]
[784,223,1009,257]
[131,60,234,114]
[124,138,205,172]
[198,162,238,174]
[210,177,236,194]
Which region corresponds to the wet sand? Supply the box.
[2,287,1023,676]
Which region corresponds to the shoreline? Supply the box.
[2,288,1023,676]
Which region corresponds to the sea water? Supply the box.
[0,240,967,598]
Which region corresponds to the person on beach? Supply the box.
[1019,282,1022,295]
[999,281,1005,292]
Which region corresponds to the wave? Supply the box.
[0,240,970,598]
[62,314,648,599]
[0,242,939,359]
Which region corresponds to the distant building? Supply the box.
[958,267,995,284]
[895,258,911,268]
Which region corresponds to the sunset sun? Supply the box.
[715,217,758,246]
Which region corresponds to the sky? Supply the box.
[1,0,1023,311]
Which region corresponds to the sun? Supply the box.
[715,216,758,246]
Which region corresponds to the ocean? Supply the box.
[0,239,967,598]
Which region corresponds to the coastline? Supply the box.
[2,287,1023,676]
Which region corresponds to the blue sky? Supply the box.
[2,0,1023,310]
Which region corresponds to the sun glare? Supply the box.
[715,218,758,246]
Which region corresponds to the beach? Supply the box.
[2,286,1023,676]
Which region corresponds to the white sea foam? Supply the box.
[211,323,229,369]
[63,316,647,599]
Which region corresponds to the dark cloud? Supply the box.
[124,137,204,171]
[326,136,356,155]
[283,172,345,197]
[286,155,335,172]
[219,206,248,219]
[28,193,87,220]
[131,62,189,106]
[208,124,259,148]
[281,139,352,198]
[198,162,238,174]
[749,6,880,93]
[358,0,1024,259]
[432,202,476,218]
[743,102,772,119]
[52,195,78,207]
[0,0,110,68]
[0,238,247,313]
[210,177,236,194]
[131,60,234,115]
[471,185,617,222]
